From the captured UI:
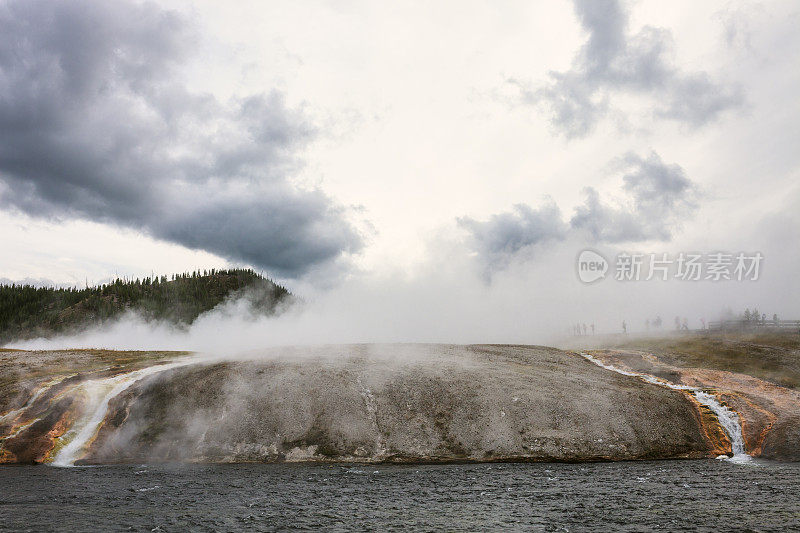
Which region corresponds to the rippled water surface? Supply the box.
[1,460,799,532]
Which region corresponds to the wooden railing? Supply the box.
[708,319,800,330]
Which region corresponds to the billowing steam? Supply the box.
[9,223,797,352]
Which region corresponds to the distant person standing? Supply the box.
[622,320,627,334]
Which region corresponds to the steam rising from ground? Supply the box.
[11,222,798,353]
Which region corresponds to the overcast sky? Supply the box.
[1,0,798,340]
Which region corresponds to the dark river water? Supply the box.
[1,460,798,532]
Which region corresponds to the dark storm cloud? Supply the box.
[512,0,743,137]
[461,152,696,275]
[571,151,697,242]
[458,202,568,273]
[0,0,362,278]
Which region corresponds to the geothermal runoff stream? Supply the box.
[52,360,194,466]
[580,352,750,462]
[5,351,752,466]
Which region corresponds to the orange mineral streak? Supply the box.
[37,409,76,463]
[684,394,732,457]
[0,382,85,464]
[583,350,728,458]
[716,391,777,456]
[0,402,75,463]
[594,349,800,460]
[682,369,799,459]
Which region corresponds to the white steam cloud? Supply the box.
[11,220,798,353]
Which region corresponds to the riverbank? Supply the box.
[2,344,710,464]
[1,337,797,465]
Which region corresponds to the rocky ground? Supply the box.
[0,349,187,463]
[1,344,713,464]
[560,330,800,389]
[2,335,797,464]
[575,330,800,461]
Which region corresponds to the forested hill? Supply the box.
[0,269,290,345]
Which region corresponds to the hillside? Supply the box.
[0,345,712,464]
[2,340,798,464]
[0,269,290,345]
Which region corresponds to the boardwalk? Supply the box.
[708,319,800,330]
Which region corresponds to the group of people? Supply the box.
[572,317,695,336]
[644,316,704,331]
[672,316,691,331]
[572,323,595,335]
[575,311,786,336]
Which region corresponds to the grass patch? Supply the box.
[606,331,800,389]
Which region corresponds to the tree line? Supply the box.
[0,268,290,345]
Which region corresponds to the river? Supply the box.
[1,460,798,531]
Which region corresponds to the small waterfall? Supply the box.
[580,353,750,462]
[51,360,192,466]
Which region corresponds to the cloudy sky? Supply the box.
[1,0,798,341]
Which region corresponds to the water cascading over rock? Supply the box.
[64,345,713,464]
